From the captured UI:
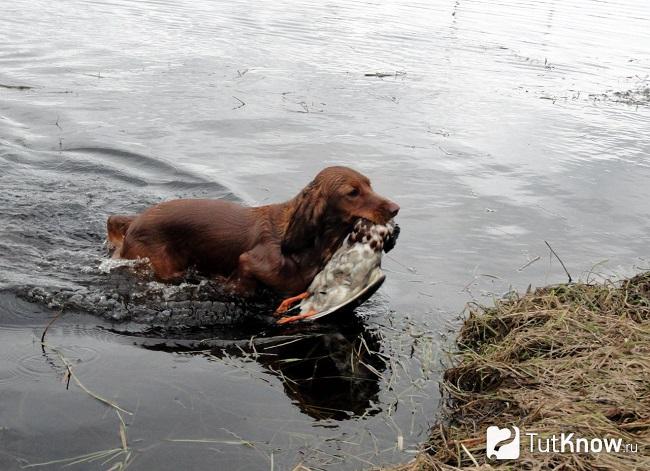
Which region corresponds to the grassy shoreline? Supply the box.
[389,273,650,470]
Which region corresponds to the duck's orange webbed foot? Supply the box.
[274,292,310,316]
[276,309,318,325]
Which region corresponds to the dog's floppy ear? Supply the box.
[282,180,327,254]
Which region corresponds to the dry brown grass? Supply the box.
[387,272,650,471]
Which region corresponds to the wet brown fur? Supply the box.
[106,166,399,296]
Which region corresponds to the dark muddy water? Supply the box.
[1,0,650,469]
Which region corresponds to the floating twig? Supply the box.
[364,71,406,78]
[232,96,246,110]
[41,307,65,343]
[517,255,541,272]
[544,240,572,283]
[0,83,33,90]
[43,342,133,415]
[22,448,125,468]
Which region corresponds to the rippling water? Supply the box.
[1,0,649,469]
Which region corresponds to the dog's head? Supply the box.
[314,166,399,224]
[282,166,399,254]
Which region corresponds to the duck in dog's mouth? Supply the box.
[274,218,399,324]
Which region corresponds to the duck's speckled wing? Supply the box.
[301,268,386,322]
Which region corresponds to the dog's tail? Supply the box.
[106,214,136,255]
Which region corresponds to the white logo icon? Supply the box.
[486,425,520,460]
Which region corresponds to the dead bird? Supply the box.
[275,218,399,324]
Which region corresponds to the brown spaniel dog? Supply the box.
[106,166,399,296]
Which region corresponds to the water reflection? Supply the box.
[134,317,386,421]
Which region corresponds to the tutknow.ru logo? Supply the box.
[486,426,521,460]
[486,426,639,460]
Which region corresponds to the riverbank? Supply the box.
[389,272,650,470]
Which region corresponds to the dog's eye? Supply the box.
[348,188,360,197]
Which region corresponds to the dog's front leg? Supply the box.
[232,249,274,296]
[237,246,305,296]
